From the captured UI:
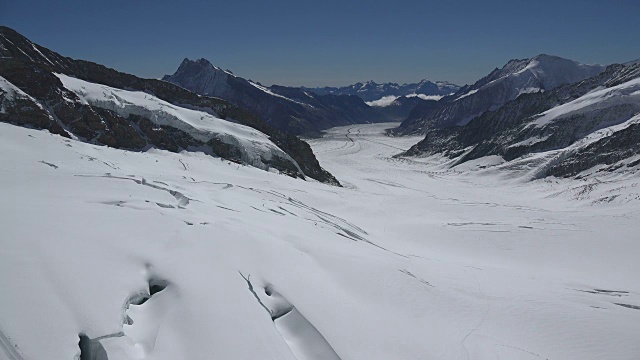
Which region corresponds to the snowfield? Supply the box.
[1,122,639,360]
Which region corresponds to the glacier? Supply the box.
[1,122,639,360]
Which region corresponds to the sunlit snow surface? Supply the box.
[1,122,639,360]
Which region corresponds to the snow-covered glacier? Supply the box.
[1,122,639,360]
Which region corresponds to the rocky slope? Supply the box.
[304,79,459,102]
[402,61,640,179]
[0,26,339,185]
[394,54,606,135]
[163,59,390,136]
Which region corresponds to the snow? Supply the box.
[507,135,551,148]
[454,88,478,101]
[248,81,309,106]
[0,75,45,114]
[29,42,55,66]
[1,76,30,103]
[365,95,398,107]
[55,73,299,171]
[456,56,604,104]
[1,122,639,360]
[365,94,444,107]
[513,56,604,90]
[530,76,640,127]
[522,113,640,181]
[406,93,444,101]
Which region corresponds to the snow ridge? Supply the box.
[55,73,300,172]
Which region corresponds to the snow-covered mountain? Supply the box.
[403,60,640,179]
[163,59,392,136]
[304,79,460,103]
[394,54,606,135]
[0,26,339,185]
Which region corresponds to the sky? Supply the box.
[2,0,639,87]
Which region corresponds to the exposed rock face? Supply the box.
[303,79,459,102]
[163,58,392,137]
[394,54,606,135]
[0,26,339,186]
[402,62,640,178]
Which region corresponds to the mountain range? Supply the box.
[402,60,640,179]
[303,79,460,102]
[163,59,397,136]
[0,26,339,185]
[393,54,607,135]
[2,25,639,184]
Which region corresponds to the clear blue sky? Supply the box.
[2,0,639,87]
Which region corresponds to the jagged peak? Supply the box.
[196,57,213,66]
[178,57,213,68]
[172,57,235,77]
[533,53,562,60]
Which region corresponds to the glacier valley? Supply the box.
[1,122,639,360]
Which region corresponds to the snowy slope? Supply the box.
[55,73,300,172]
[0,75,44,114]
[0,76,27,108]
[1,122,639,360]
[530,76,640,127]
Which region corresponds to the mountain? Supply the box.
[402,60,640,179]
[374,95,439,122]
[304,79,460,102]
[0,26,339,185]
[163,59,389,136]
[393,54,607,135]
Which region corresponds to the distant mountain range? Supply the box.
[163,59,399,136]
[0,26,339,185]
[393,54,606,135]
[303,80,460,102]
